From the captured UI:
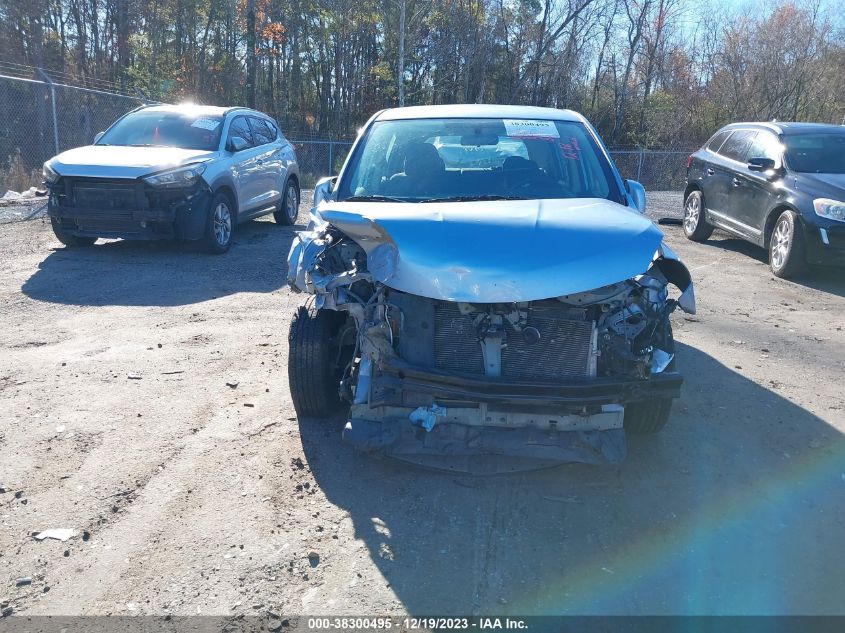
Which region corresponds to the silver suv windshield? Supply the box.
[98,110,224,151]
[339,118,620,203]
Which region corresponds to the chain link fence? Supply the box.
[609,149,693,191]
[0,72,142,194]
[1,70,694,196]
[290,140,354,188]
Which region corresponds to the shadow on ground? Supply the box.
[22,219,299,306]
[299,343,845,615]
[702,235,845,298]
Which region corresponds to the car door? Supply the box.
[226,115,263,214]
[734,131,784,245]
[248,116,285,211]
[707,129,757,239]
[696,130,731,212]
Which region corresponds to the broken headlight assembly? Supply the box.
[42,161,60,185]
[143,163,207,189]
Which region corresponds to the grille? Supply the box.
[68,178,140,210]
[433,302,594,380]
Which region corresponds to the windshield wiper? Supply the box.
[419,194,528,203]
[344,195,409,203]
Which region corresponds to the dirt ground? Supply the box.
[1,195,844,617]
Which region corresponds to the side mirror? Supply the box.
[94,131,105,144]
[748,157,777,172]
[312,176,337,209]
[625,179,646,214]
[228,136,249,152]
[748,158,781,176]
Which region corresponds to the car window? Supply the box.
[784,132,845,174]
[719,130,755,162]
[339,118,621,203]
[227,116,254,148]
[250,117,277,145]
[747,132,782,164]
[706,131,731,153]
[97,110,223,150]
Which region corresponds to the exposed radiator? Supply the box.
[433,302,594,381]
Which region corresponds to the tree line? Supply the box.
[0,0,843,146]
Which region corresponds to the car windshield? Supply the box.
[98,110,224,151]
[338,118,621,203]
[784,132,845,174]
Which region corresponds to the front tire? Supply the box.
[769,210,807,278]
[204,192,234,254]
[683,190,714,241]
[288,297,346,418]
[274,180,299,226]
[50,218,97,247]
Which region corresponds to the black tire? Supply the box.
[769,210,807,279]
[50,218,97,247]
[288,296,346,418]
[204,191,235,254]
[624,398,673,434]
[682,190,714,241]
[274,180,299,226]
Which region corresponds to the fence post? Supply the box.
[328,142,334,175]
[37,68,60,155]
[636,147,644,182]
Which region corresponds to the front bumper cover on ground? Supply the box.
[344,418,627,468]
[343,358,683,468]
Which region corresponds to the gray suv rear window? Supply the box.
[719,131,755,162]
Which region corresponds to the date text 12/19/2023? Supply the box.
[306,617,529,631]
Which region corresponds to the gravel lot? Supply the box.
[1,194,844,616]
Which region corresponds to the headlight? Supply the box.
[813,198,845,222]
[143,163,207,188]
[43,162,60,184]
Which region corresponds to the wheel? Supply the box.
[204,192,234,254]
[624,398,673,434]
[274,180,299,226]
[769,210,807,278]
[288,296,347,418]
[682,190,713,241]
[50,218,97,247]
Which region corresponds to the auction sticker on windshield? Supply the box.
[503,119,560,138]
[191,118,220,131]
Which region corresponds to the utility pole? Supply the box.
[397,0,406,107]
[246,0,256,108]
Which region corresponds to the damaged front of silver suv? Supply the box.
[286,106,695,471]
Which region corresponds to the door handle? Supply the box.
[256,159,264,165]
[706,168,715,176]
[732,177,741,186]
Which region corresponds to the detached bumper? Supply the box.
[344,418,626,468]
[342,358,682,468]
[48,184,211,241]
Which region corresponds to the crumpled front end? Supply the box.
[287,212,694,470]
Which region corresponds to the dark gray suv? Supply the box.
[684,122,845,278]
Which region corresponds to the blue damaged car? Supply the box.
[286,105,695,471]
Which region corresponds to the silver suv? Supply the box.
[43,104,300,253]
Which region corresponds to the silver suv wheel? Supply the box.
[213,201,232,246]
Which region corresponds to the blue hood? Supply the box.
[318,198,664,302]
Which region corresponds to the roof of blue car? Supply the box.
[375,104,586,122]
